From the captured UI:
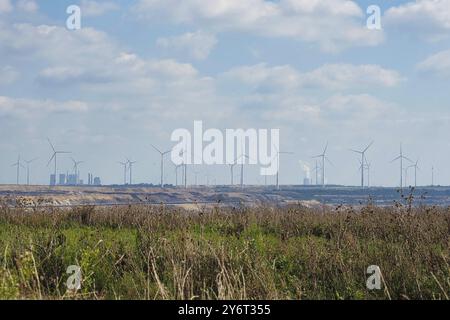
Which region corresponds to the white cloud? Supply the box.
[157,30,218,60]
[0,96,88,118]
[322,94,391,119]
[134,0,383,52]
[417,49,450,77]
[221,63,403,91]
[0,23,198,88]
[0,0,12,13]
[17,0,38,13]
[80,0,119,17]
[0,22,229,125]
[385,0,450,41]
[0,66,19,85]
[258,93,392,125]
[300,64,404,89]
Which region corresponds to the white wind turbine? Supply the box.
[71,158,84,185]
[118,161,128,185]
[312,142,332,187]
[47,138,71,184]
[390,144,413,191]
[350,141,373,188]
[151,145,171,188]
[274,145,293,190]
[407,160,420,188]
[127,158,137,185]
[313,160,321,185]
[24,158,38,185]
[229,163,236,186]
[11,155,25,185]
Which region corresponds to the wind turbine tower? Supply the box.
[151,145,171,188]
[407,160,420,188]
[118,161,128,185]
[312,143,332,187]
[390,144,413,191]
[127,159,137,185]
[229,163,236,186]
[71,158,84,185]
[274,146,293,190]
[350,141,373,188]
[24,158,38,185]
[11,155,25,185]
[47,138,71,185]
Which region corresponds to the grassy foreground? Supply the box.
[0,201,449,300]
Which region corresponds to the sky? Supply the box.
[0,0,450,187]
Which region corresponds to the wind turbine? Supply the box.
[179,149,188,189]
[47,138,71,184]
[127,159,137,185]
[407,160,420,188]
[312,142,332,187]
[24,158,38,185]
[229,163,236,186]
[238,154,250,189]
[11,155,25,185]
[365,159,372,188]
[431,166,435,187]
[313,160,320,185]
[118,161,128,185]
[390,144,413,191]
[274,145,293,190]
[350,141,373,188]
[173,163,183,187]
[358,158,371,188]
[151,145,171,188]
[71,158,84,185]
[193,170,200,187]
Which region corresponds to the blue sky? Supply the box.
[0,0,450,186]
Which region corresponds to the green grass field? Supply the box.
[0,201,449,300]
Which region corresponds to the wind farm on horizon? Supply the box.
[2,138,440,190]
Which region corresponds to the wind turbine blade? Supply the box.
[47,138,56,153]
[349,149,362,154]
[403,156,413,163]
[47,153,56,167]
[323,142,328,155]
[363,141,374,153]
[390,156,401,163]
[150,144,162,154]
[325,156,334,166]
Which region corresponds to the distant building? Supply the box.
[67,174,77,185]
[58,174,66,185]
[93,177,102,186]
[50,174,56,186]
[303,178,311,186]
